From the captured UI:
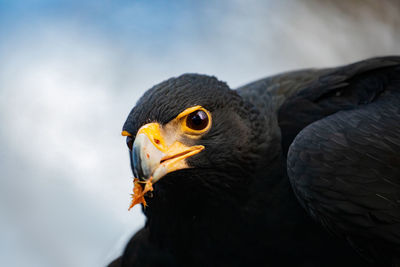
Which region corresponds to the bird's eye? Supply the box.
[177,106,212,135]
[186,110,209,131]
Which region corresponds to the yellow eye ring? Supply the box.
[177,106,212,135]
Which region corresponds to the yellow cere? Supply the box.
[136,123,168,152]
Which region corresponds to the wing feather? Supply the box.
[287,91,400,265]
[277,57,400,265]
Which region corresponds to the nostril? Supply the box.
[126,136,133,151]
[154,139,160,145]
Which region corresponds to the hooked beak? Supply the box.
[123,123,204,183]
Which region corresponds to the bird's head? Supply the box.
[122,74,269,211]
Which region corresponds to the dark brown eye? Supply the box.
[186,110,209,131]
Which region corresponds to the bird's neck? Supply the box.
[142,169,255,249]
[144,187,252,264]
[144,174,249,229]
[142,157,299,254]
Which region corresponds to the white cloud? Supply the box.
[0,25,146,267]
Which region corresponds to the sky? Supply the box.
[1,0,399,266]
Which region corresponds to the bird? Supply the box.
[109,56,400,267]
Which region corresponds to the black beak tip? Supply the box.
[130,143,147,181]
[126,136,134,151]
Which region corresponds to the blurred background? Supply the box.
[0,0,399,266]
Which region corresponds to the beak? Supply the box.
[125,123,204,183]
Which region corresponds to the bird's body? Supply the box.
[111,57,400,267]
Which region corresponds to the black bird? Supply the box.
[110,56,400,267]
